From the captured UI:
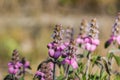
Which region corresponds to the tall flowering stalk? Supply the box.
[4,49,31,80]
[104,13,120,79]
[62,27,78,80]
[34,59,53,80]
[47,24,65,80]
[76,19,88,47]
[105,12,120,48]
[84,18,100,80]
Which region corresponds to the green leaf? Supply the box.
[19,77,24,80]
[107,52,113,60]
[114,75,120,80]
[100,72,107,80]
[82,74,86,80]
[56,75,64,80]
[113,54,120,66]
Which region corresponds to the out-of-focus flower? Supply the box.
[62,56,78,69]
[84,18,100,52]
[76,19,88,45]
[105,13,120,48]
[35,60,53,80]
[47,24,65,60]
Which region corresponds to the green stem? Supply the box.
[53,60,56,80]
[86,51,91,80]
[65,65,70,80]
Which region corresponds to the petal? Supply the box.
[54,51,61,59]
[8,67,15,74]
[76,38,84,44]
[71,58,78,69]
[84,37,90,43]
[116,36,120,44]
[92,39,100,45]
[47,43,53,48]
[25,61,30,67]
[48,49,55,58]
[64,57,71,65]
[60,44,66,50]
[90,44,97,52]
[85,43,91,51]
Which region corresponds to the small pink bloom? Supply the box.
[85,43,91,51]
[90,44,97,51]
[84,37,90,43]
[36,71,45,76]
[8,67,18,74]
[92,39,100,46]
[116,36,120,44]
[64,42,69,46]
[8,67,14,74]
[111,35,116,40]
[25,61,30,67]
[16,62,22,67]
[54,50,61,59]
[47,43,53,48]
[71,58,78,69]
[48,49,55,58]
[60,44,66,50]
[64,58,71,65]
[76,38,84,44]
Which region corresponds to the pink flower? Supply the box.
[36,71,45,76]
[64,42,69,46]
[48,49,61,59]
[63,57,78,69]
[85,43,97,52]
[8,66,18,74]
[60,44,66,50]
[48,49,55,58]
[116,36,120,44]
[84,37,91,43]
[92,39,100,46]
[16,62,23,67]
[76,38,84,44]
[71,58,78,69]
[90,44,97,51]
[54,50,61,59]
[85,43,91,51]
[47,43,53,48]
[24,61,30,67]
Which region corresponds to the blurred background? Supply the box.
[0,0,120,79]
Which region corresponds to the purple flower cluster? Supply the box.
[107,13,120,45]
[7,49,31,79]
[48,26,78,69]
[76,18,100,52]
[35,61,53,80]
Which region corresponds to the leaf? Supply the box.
[19,77,24,80]
[102,58,111,75]
[100,72,107,80]
[104,40,111,48]
[107,52,113,60]
[4,74,12,80]
[113,54,120,66]
[114,75,120,80]
[56,75,64,80]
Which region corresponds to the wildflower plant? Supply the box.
[4,49,31,80]
[3,13,120,80]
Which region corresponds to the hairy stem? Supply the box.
[65,65,70,80]
[86,51,91,80]
[53,60,56,80]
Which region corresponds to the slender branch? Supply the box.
[53,60,56,80]
[86,51,91,80]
